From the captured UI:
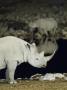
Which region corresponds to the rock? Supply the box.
[30,73,42,80]
[39,73,64,81]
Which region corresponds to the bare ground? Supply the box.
[0,80,67,90]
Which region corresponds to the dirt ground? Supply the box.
[0,80,67,90]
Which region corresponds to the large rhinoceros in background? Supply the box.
[29,18,58,35]
[29,18,58,53]
[0,36,57,84]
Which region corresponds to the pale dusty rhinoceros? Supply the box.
[0,36,57,84]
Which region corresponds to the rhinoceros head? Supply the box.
[28,43,57,68]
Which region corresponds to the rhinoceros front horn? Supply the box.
[44,48,57,62]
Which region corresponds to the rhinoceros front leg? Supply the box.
[7,61,17,84]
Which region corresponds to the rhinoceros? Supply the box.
[0,36,57,84]
[29,18,58,35]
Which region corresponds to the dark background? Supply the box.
[0,0,65,7]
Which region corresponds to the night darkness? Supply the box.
[0,0,66,79]
[0,0,65,7]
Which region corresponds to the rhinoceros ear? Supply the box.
[32,43,36,46]
[31,43,36,47]
[40,51,44,57]
[30,43,38,53]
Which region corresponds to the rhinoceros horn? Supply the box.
[44,48,58,62]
